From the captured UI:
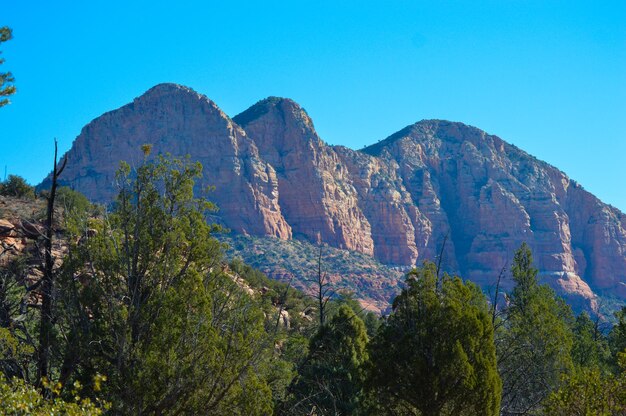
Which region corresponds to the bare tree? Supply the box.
[491,262,507,326]
[36,139,67,388]
[313,244,333,327]
[435,232,449,280]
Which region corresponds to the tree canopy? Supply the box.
[367,262,501,416]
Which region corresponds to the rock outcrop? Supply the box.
[41,84,626,310]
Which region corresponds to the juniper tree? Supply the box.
[54,154,276,414]
[367,262,501,416]
[287,304,369,415]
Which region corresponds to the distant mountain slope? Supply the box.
[41,84,626,312]
[221,234,404,313]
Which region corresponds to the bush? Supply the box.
[0,175,34,199]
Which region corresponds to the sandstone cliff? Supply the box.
[40,84,292,240]
[41,84,626,310]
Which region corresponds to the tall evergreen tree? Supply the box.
[498,243,574,415]
[367,262,501,416]
[609,306,626,366]
[286,304,369,415]
[571,312,610,372]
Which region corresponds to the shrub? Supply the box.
[0,175,34,199]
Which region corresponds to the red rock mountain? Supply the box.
[41,84,626,310]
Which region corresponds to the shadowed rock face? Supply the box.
[42,84,626,309]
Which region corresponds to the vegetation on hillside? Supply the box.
[223,234,405,313]
[0,175,35,199]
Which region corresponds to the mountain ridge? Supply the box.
[40,83,626,312]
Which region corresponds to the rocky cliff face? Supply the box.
[41,84,292,239]
[42,84,626,309]
[363,121,626,307]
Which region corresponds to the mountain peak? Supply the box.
[362,119,496,156]
[137,83,212,103]
[233,96,311,128]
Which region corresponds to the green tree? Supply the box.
[328,292,380,337]
[52,154,276,414]
[1,26,16,107]
[498,243,574,415]
[287,304,369,415]
[544,351,626,415]
[56,187,93,217]
[367,262,501,416]
[571,312,610,372]
[0,174,34,198]
[609,306,626,366]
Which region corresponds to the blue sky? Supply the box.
[2,1,625,210]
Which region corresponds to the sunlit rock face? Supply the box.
[41,83,292,239]
[363,120,626,308]
[43,84,626,310]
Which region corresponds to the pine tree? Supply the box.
[367,262,501,416]
[609,306,626,366]
[571,312,610,372]
[498,243,574,415]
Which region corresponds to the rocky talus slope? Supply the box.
[40,84,626,311]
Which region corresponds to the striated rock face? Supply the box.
[41,84,292,240]
[41,84,626,309]
[234,98,374,255]
[363,121,626,306]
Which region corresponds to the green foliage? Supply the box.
[544,352,626,415]
[1,328,107,414]
[571,312,611,372]
[609,306,626,365]
[367,262,501,416]
[328,292,380,337]
[229,256,315,331]
[0,257,34,381]
[0,26,16,107]
[287,305,370,415]
[0,327,33,381]
[0,374,107,415]
[0,174,34,199]
[223,234,404,311]
[56,187,92,216]
[498,243,574,415]
[53,155,275,414]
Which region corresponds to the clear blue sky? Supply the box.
[2,1,625,211]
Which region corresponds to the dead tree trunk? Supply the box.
[316,244,331,327]
[36,139,67,389]
[492,262,507,325]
